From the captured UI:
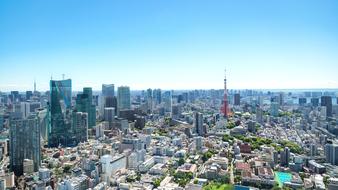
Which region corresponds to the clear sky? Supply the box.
[0,0,337,91]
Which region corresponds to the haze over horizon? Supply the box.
[1,0,338,91]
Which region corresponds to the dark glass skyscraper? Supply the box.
[10,115,41,176]
[76,87,96,128]
[49,79,72,147]
[321,96,332,118]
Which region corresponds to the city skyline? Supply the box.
[1,0,338,91]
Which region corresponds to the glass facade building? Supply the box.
[49,79,72,147]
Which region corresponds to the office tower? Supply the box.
[256,106,263,124]
[146,88,153,113]
[321,96,333,117]
[299,97,307,106]
[280,147,290,167]
[194,136,203,151]
[102,84,115,97]
[310,144,318,157]
[194,112,204,136]
[221,69,230,117]
[117,86,131,114]
[234,93,240,106]
[72,112,88,143]
[26,91,33,100]
[76,87,96,128]
[270,102,279,117]
[325,144,338,165]
[104,107,115,123]
[49,79,72,147]
[10,115,41,176]
[163,91,172,114]
[311,98,319,107]
[279,92,284,106]
[153,89,162,105]
[10,91,19,103]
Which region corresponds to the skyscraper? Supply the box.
[76,87,96,128]
[280,147,290,167]
[321,96,332,117]
[194,112,204,136]
[325,143,338,165]
[153,89,162,105]
[146,88,153,113]
[72,111,88,143]
[270,102,280,117]
[49,79,72,147]
[10,115,41,176]
[221,69,230,117]
[162,91,172,115]
[117,86,131,114]
[234,93,240,106]
[102,84,115,97]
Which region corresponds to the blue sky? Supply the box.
[0,0,337,91]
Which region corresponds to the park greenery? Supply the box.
[202,149,217,163]
[222,134,302,154]
[173,172,194,187]
[203,182,233,190]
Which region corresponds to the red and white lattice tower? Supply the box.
[221,69,230,117]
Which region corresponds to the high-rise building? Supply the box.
[153,89,162,105]
[279,92,284,106]
[26,91,33,100]
[280,147,290,167]
[76,87,96,128]
[299,98,307,106]
[162,91,172,114]
[270,102,280,117]
[325,143,338,165]
[146,88,153,113]
[72,112,88,143]
[310,144,318,157]
[104,107,115,123]
[117,86,131,114]
[10,115,41,176]
[49,79,72,147]
[194,112,204,136]
[221,69,230,117]
[234,93,240,106]
[321,96,332,117]
[256,106,263,124]
[102,84,115,97]
[311,98,319,107]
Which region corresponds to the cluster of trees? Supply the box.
[201,149,217,163]
[222,134,302,154]
[153,176,165,188]
[173,172,193,187]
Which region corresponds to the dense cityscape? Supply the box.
[1,0,338,190]
[0,71,337,190]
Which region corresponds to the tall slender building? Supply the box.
[117,86,131,114]
[10,115,41,176]
[49,79,72,147]
[76,87,96,128]
[221,69,230,117]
